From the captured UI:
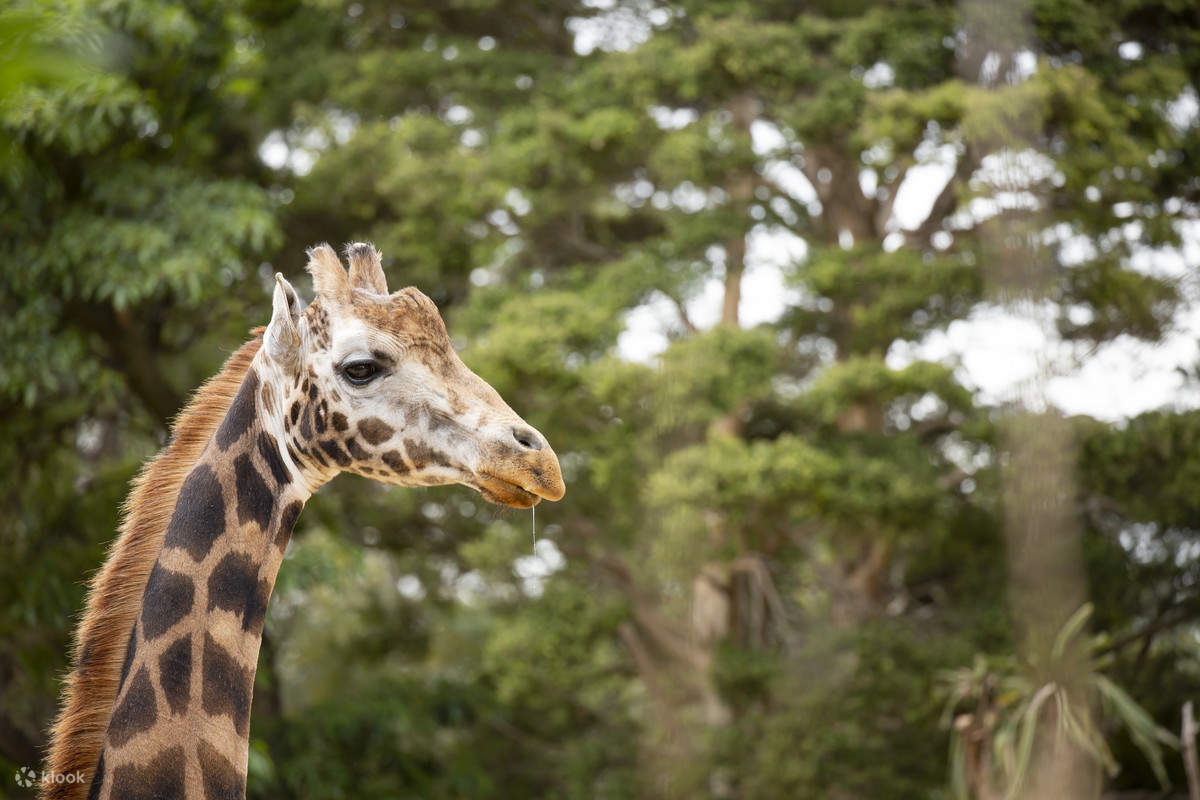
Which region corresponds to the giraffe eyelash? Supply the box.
[341,360,382,385]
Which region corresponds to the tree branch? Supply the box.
[665,291,697,334]
[915,417,960,441]
[906,144,981,249]
[1098,602,1200,656]
[64,299,184,428]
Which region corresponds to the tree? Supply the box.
[941,605,1177,800]
[0,0,279,777]
[3,0,1200,797]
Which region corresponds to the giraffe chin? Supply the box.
[474,474,543,509]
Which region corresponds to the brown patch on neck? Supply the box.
[41,330,265,800]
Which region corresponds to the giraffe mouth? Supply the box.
[475,473,543,508]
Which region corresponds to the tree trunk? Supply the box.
[1182,701,1200,800]
[720,237,744,328]
[719,93,758,329]
[66,300,184,427]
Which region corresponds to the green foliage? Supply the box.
[789,247,982,355]
[1080,410,1200,529]
[941,605,1179,799]
[716,621,972,799]
[3,0,1198,797]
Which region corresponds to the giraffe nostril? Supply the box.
[511,426,543,452]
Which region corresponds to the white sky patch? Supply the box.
[861,62,895,90]
[444,104,473,124]
[618,227,806,360]
[762,160,818,207]
[891,156,955,230]
[618,293,675,358]
[1047,325,1200,419]
[1118,41,1144,61]
[890,224,1200,419]
[513,539,566,598]
[396,574,426,600]
[887,296,1200,421]
[976,148,1059,188]
[650,105,698,130]
[504,187,531,216]
[1166,87,1198,132]
[259,130,313,174]
[453,570,487,604]
[859,169,879,199]
[566,0,656,56]
[250,46,1199,425]
[750,119,787,154]
[1015,50,1038,80]
[621,225,1200,421]
[258,112,357,177]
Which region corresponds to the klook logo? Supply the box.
[14,767,85,789]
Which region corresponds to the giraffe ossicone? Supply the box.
[43,243,564,800]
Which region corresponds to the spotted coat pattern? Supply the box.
[283,298,464,487]
[88,367,303,800]
[61,243,564,800]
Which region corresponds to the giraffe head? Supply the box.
[260,243,564,508]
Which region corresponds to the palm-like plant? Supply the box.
[940,603,1178,800]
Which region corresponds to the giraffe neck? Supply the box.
[90,355,321,800]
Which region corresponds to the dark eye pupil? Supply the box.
[344,362,378,383]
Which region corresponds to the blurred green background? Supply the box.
[3,0,1200,797]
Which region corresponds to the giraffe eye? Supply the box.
[342,360,380,385]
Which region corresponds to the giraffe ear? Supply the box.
[346,242,388,294]
[305,243,351,304]
[265,273,302,369]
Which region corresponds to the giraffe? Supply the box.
[40,243,565,800]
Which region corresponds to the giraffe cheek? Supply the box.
[381,450,409,475]
[358,416,396,445]
[317,438,352,466]
[345,436,370,461]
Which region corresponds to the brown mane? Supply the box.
[41,330,264,800]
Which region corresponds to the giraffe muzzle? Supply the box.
[474,427,565,508]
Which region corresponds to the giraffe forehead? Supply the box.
[309,287,452,351]
[358,286,449,337]
[309,305,472,393]
[293,292,518,437]
[318,314,376,361]
[308,305,411,366]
